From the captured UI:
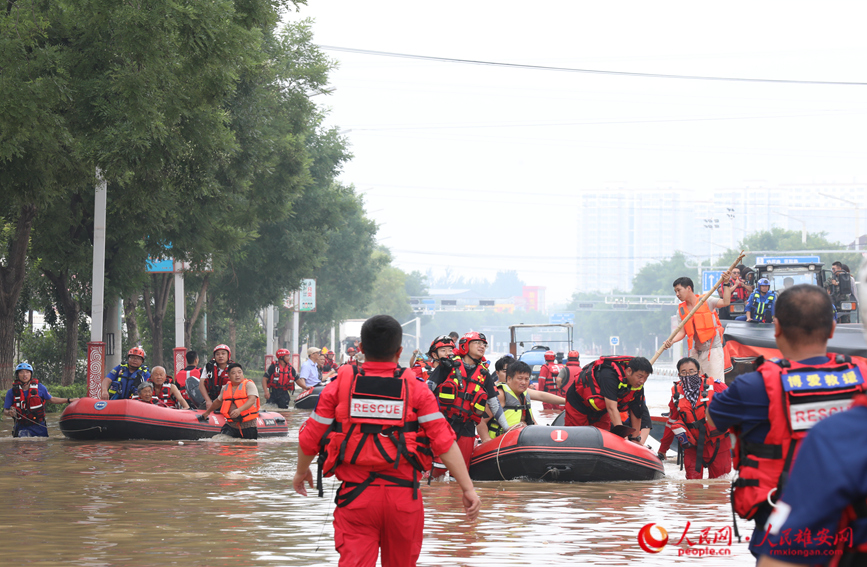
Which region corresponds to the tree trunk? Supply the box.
[43,269,81,386]
[143,273,173,368]
[185,275,209,348]
[0,204,37,389]
[124,293,141,347]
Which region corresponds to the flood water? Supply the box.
[0,374,755,566]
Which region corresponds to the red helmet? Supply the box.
[213,344,232,359]
[128,347,146,359]
[428,335,455,357]
[567,350,580,360]
[346,347,357,355]
[456,332,487,356]
[544,350,556,362]
[275,348,290,360]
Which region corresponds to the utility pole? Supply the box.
[87,169,107,398]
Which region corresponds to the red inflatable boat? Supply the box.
[59,398,288,440]
[469,425,664,482]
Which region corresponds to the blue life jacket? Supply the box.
[750,290,776,322]
[107,363,150,400]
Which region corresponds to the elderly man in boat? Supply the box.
[484,360,566,437]
[148,366,189,409]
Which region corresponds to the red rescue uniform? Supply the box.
[564,357,646,430]
[298,361,456,567]
[538,362,566,410]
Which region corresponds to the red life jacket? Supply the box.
[411,362,429,381]
[829,394,867,566]
[139,397,168,408]
[175,367,200,403]
[732,354,867,521]
[12,379,45,424]
[150,381,175,407]
[266,362,296,391]
[319,365,433,507]
[204,363,230,400]
[435,357,489,426]
[668,374,726,472]
[571,356,641,416]
[539,362,567,409]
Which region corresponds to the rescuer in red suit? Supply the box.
[293,315,481,567]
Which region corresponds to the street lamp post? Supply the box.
[819,193,861,251]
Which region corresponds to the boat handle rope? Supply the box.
[495,424,524,481]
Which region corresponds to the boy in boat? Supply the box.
[293,315,480,567]
[485,360,566,438]
[3,362,77,437]
[148,366,189,409]
[199,363,261,439]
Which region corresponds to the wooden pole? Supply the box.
[650,251,746,364]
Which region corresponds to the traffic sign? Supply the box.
[549,313,575,325]
[702,270,723,293]
[610,336,620,346]
[756,256,820,265]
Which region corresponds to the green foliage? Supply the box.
[631,251,700,295]
[364,248,412,321]
[17,328,86,385]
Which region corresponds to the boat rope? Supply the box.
[495,424,524,481]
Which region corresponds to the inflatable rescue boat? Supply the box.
[59,398,288,440]
[469,425,664,482]
[294,385,325,409]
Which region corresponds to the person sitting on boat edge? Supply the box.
[102,346,150,400]
[486,360,566,438]
[292,314,481,567]
[199,344,233,409]
[297,347,323,390]
[262,348,297,409]
[3,363,78,438]
[564,355,653,445]
[657,357,731,479]
[148,366,189,409]
[135,382,166,407]
[200,363,261,440]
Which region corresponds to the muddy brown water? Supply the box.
[0,377,755,566]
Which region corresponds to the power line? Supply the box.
[319,45,867,87]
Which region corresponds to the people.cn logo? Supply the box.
[637,523,669,553]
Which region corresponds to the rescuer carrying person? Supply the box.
[427,332,510,478]
[706,284,867,559]
[292,315,481,567]
[564,355,653,444]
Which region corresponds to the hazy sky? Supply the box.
[288,2,867,305]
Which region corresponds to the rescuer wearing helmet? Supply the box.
[706,284,867,559]
[293,315,481,567]
[537,350,567,410]
[755,267,867,565]
[102,347,151,400]
[199,344,234,409]
[3,362,78,437]
[662,273,733,382]
[262,348,297,409]
[427,331,510,477]
[343,346,358,366]
[745,278,777,323]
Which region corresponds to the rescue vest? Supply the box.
[140,396,168,408]
[12,379,45,424]
[667,375,725,471]
[488,383,535,439]
[107,364,149,400]
[150,381,175,407]
[749,290,776,323]
[220,379,260,423]
[539,362,568,409]
[319,365,434,507]
[411,361,430,382]
[571,356,641,417]
[732,354,867,521]
[830,394,867,566]
[175,367,200,403]
[266,362,296,391]
[435,357,489,426]
[678,301,722,350]
[204,362,231,400]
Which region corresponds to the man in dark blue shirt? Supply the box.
[708,284,865,560]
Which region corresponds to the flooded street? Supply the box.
[0,375,754,566]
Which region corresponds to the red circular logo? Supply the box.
[550,429,568,442]
[637,523,669,553]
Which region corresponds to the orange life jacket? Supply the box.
[668,374,726,471]
[266,362,296,391]
[679,300,722,350]
[731,354,867,521]
[12,379,45,424]
[829,394,867,565]
[220,379,260,423]
[319,365,433,507]
[435,357,489,426]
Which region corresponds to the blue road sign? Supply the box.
[610,336,620,346]
[702,270,723,293]
[549,313,575,325]
[146,258,173,273]
[756,256,820,265]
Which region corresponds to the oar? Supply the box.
[650,250,746,365]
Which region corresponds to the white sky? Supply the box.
[288,1,867,306]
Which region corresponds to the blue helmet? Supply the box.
[15,362,33,376]
[758,278,771,286]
